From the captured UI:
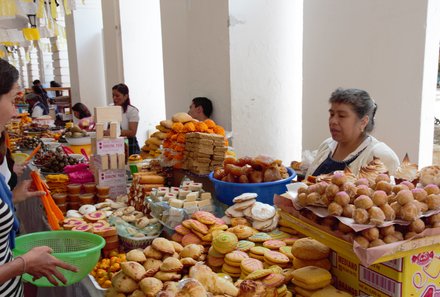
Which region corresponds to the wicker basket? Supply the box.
[119,232,162,250]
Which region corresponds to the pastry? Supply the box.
[139,277,163,297]
[291,238,330,260]
[224,250,249,267]
[236,240,255,252]
[233,193,258,203]
[263,240,286,250]
[263,251,290,265]
[251,202,276,221]
[160,257,183,272]
[143,258,162,276]
[127,249,147,262]
[121,261,147,281]
[152,238,175,254]
[212,231,238,254]
[240,258,264,274]
[293,257,331,270]
[248,232,272,243]
[291,266,332,290]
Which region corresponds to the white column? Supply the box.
[50,36,70,86]
[17,48,28,89]
[65,0,106,109]
[27,43,39,86]
[117,0,165,145]
[101,0,124,102]
[229,0,303,164]
[160,0,231,130]
[303,0,440,167]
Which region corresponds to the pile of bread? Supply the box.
[295,166,440,248]
[162,112,226,168]
[213,155,289,184]
[128,173,165,213]
[184,132,226,175]
[222,193,279,232]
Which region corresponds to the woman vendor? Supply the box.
[306,88,399,177]
[0,59,77,296]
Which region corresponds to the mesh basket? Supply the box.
[119,233,162,251]
[13,231,105,287]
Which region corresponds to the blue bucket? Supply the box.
[208,167,296,205]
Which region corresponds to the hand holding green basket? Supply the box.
[13,231,105,287]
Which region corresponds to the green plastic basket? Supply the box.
[13,230,105,287]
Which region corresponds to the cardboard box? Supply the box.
[95,169,127,198]
[92,137,125,156]
[331,249,440,297]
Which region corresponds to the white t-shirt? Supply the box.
[31,105,44,118]
[121,105,139,130]
[0,158,11,190]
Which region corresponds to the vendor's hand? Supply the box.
[12,180,45,204]
[22,246,78,286]
[13,161,29,176]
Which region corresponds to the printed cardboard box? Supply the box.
[95,169,127,198]
[332,249,440,297]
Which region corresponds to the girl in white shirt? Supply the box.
[112,84,140,155]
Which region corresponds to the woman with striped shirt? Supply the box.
[0,59,77,296]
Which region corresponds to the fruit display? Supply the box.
[17,136,40,150]
[64,124,88,138]
[213,155,289,183]
[90,250,127,289]
[34,147,82,173]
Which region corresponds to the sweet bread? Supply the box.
[291,238,330,260]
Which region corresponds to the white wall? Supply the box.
[65,0,106,110]
[119,0,166,146]
[229,0,303,164]
[101,0,124,103]
[160,0,231,130]
[303,0,440,166]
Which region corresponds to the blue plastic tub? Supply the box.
[208,167,296,205]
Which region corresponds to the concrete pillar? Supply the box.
[65,0,106,109]
[101,0,124,102]
[27,43,40,86]
[17,47,28,89]
[303,0,440,167]
[160,0,231,130]
[50,36,70,86]
[229,0,303,164]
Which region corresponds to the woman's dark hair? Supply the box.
[50,81,62,96]
[329,88,377,133]
[72,102,91,119]
[112,83,135,113]
[0,59,19,167]
[0,59,19,97]
[25,93,49,115]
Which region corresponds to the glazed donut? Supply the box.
[409,218,425,233]
[426,194,440,210]
[368,206,386,226]
[380,225,395,237]
[369,239,385,247]
[362,227,379,241]
[354,195,374,210]
[328,202,343,216]
[396,190,414,206]
[412,188,428,202]
[334,192,350,206]
[353,208,369,224]
[375,181,393,195]
[342,204,356,218]
[354,235,369,248]
[400,202,420,221]
[372,190,388,206]
[380,203,396,221]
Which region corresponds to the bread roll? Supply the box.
[172,112,193,123]
[139,175,165,184]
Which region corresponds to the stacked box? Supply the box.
[184,132,226,175]
[91,107,127,199]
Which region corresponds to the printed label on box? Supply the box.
[97,169,127,198]
[93,137,125,155]
[359,266,402,296]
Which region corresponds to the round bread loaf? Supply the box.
[291,238,330,260]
